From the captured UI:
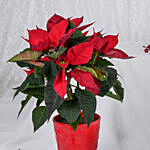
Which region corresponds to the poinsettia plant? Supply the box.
[8,14,133,132]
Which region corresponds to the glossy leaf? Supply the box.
[95,58,114,69]
[32,106,47,132]
[43,61,64,120]
[98,67,117,96]
[17,61,35,68]
[22,87,44,100]
[36,97,44,107]
[8,48,42,62]
[75,88,96,127]
[57,98,80,124]
[45,80,63,120]
[71,114,82,131]
[17,95,32,118]
[106,80,124,102]
[66,36,89,48]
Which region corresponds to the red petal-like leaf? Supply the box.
[53,69,67,99]
[71,16,83,27]
[40,56,50,61]
[70,68,100,95]
[105,49,134,59]
[24,29,50,51]
[59,27,77,45]
[79,22,94,31]
[83,31,89,36]
[47,14,64,32]
[90,36,106,52]
[65,42,94,65]
[104,34,119,49]
[48,19,69,48]
[24,68,34,75]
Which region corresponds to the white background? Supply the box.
[0,0,150,150]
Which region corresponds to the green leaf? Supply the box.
[17,61,35,68]
[13,89,20,100]
[71,29,83,39]
[43,60,63,120]
[71,114,81,132]
[57,98,80,124]
[32,106,47,132]
[75,88,96,127]
[22,87,44,100]
[17,95,32,118]
[48,47,67,59]
[67,36,90,48]
[8,48,42,62]
[15,73,44,100]
[36,97,44,107]
[41,61,57,79]
[45,80,63,120]
[18,73,45,92]
[95,58,114,69]
[68,19,83,39]
[113,80,124,100]
[98,80,110,97]
[68,19,76,29]
[106,80,124,102]
[98,67,117,97]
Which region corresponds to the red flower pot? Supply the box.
[53,114,101,150]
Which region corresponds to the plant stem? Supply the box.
[77,82,79,88]
[92,52,98,65]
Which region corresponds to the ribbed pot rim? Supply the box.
[53,113,101,127]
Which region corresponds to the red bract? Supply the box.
[24,68,34,75]
[90,36,106,52]
[90,33,133,59]
[53,69,67,98]
[70,68,100,95]
[105,49,134,59]
[23,28,50,52]
[48,19,69,48]
[47,14,64,32]
[40,56,50,61]
[65,41,94,65]
[83,31,89,36]
[59,27,77,45]
[71,17,83,27]
[79,22,94,31]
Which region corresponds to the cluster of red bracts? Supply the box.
[23,14,133,99]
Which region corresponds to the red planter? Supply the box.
[53,114,101,150]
